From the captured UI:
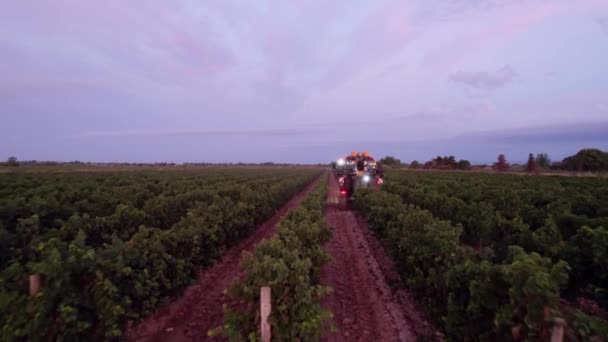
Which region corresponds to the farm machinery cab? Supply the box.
[333,151,383,204]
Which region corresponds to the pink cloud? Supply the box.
[450,65,517,90]
[166,33,234,75]
[423,0,608,73]
[427,3,563,73]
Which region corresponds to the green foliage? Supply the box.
[536,153,551,169]
[561,148,608,172]
[215,177,332,341]
[355,170,608,340]
[444,257,504,340]
[379,156,401,167]
[355,189,467,331]
[496,246,569,338]
[0,168,321,340]
[456,159,471,170]
[570,310,608,340]
[420,156,471,170]
[560,226,608,308]
[530,218,563,258]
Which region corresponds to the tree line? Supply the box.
[377,148,608,172]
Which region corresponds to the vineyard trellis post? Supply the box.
[261,286,271,342]
[29,274,40,296]
[550,318,566,342]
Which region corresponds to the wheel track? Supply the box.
[321,174,436,341]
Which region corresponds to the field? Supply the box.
[0,167,321,340]
[356,170,608,340]
[1,166,607,341]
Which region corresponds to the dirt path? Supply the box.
[127,177,320,342]
[321,174,437,341]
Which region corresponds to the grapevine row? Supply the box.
[214,174,331,341]
[0,168,321,340]
[354,176,607,340]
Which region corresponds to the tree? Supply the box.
[7,156,19,167]
[561,149,608,172]
[535,153,551,169]
[457,160,471,170]
[494,154,509,172]
[410,160,421,169]
[526,153,537,172]
[379,156,401,167]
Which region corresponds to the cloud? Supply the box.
[543,71,557,79]
[3,1,608,163]
[421,2,565,73]
[597,17,608,33]
[450,65,517,90]
[77,128,328,138]
[469,121,608,143]
[415,0,534,20]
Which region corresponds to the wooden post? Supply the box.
[29,274,40,296]
[261,286,271,342]
[550,318,566,342]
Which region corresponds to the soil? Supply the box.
[126,177,321,342]
[321,174,438,341]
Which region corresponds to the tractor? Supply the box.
[334,151,383,208]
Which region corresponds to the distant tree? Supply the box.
[494,154,509,172]
[379,156,401,167]
[535,153,551,169]
[457,160,471,170]
[410,160,421,169]
[422,156,470,170]
[7,156,19,167]
[561,148,608,172]
[526,153,537,172]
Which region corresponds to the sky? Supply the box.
[2,0,608,164]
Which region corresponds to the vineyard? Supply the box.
[355,170,608,340]
[0,168,321,340]
[2,166,607,341]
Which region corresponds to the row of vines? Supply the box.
[355,170,608,341]
[213,174,331,341]
[0,168,321,340]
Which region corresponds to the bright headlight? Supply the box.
[337,159,345,166]
[363,175,371,183]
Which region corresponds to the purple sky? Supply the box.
[2,0,608,164]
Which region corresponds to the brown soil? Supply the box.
[126,177,320,342]
[321,174,438,341]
